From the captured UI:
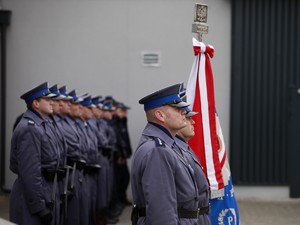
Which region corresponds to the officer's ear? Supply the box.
[31,99,40,110]
[154,108,166,122]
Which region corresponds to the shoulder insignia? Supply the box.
[28,120,35,125]
[154,137,165,148]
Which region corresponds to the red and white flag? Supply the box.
[186,38,225,196]
[186,38,240,225]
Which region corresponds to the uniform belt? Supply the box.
[84,164,101,174]
[178,207,210,218]
[42,168,65,181]
[102,148,112,157]
[136,206,210,218]
[67,158,86,170]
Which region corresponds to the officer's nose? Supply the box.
[190,118,195,124]
[180,108,186,115]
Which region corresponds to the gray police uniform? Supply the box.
[51,115,67,168]
[131,123,211,225]
[74,118,92,225]
[175,135,211,225]
[61,115,83,225]
[10,109,61,225]
[44,117,64,225]
[85,120,101,225]
[131,82,211,225]
[90,118,110,209]
[102,117,117,204]
[51,114,70,223]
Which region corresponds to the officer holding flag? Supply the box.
[131,83,211,225]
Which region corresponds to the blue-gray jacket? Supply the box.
[131,123,211,225]
[61,116,81,160]
[175,135,211,225]
[10,109,60,224]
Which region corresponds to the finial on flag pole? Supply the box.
[192,3,209,41]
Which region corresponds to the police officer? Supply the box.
[131,82,211,225]
[91,96,111,225]
[175,109,211,225]
[10,82,59,225]
[92,98,118,224]
[100,98,120,224]
[113,102,132,207]
[73,94,95,225]
[49,84,73,225]
[58,88,83,225]
[79,95,101,225]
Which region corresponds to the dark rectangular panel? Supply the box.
[230,0,299,185]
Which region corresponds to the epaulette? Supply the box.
[153,137,165,148]
[28,120,35,125]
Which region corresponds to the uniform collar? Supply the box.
[175,135,190,152]
[143,122,175,147]
[175,134,186,143]
[148,122,173,139]
[23,109,44,126]
[52,114,62,123]
[65,115,75,122]
[175,136,201,166]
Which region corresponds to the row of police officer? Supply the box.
[9,82,131,225]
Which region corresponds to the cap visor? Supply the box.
[66,96,74,100]
[170,101,190,108]
[43,93,57,98]
[72,97,83,103]
[186,111,198,117]
[52,94,68,100]
[97,103,104,109]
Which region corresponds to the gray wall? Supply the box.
[2,0,231,189]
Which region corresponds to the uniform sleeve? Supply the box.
[63,123,81,159]
[18,127,46,214]
[141,144,179,225]
[96,124,109,149]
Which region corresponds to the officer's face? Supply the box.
[92,107,102,119]
[52,100,60,115]
[160,105,187,135]
[116,108,127,118]
[82,106,93,120]
[35,98,53,118]
[69,103,81,117]
[78,105,84,118]
[177,116,195,141]
[60,100,71,115]
[103,111,112,120]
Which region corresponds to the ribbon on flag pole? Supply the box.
[186,38,224,194]
[186,38,240,225]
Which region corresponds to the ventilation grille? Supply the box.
[141,52,161,67]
